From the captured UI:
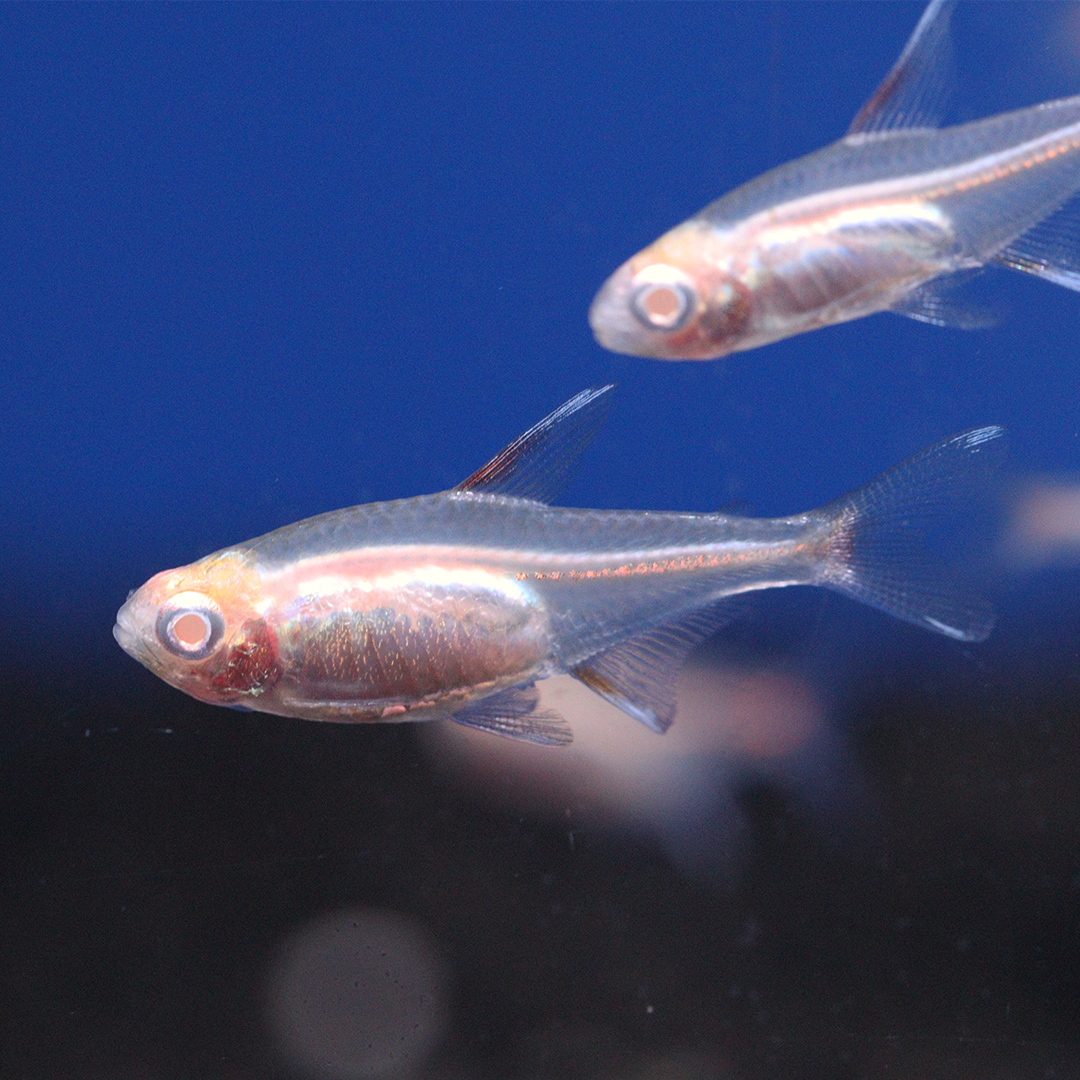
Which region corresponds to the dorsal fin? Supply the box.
[571,603,737,734]
[847,0,956,136]
[454,385,615,503]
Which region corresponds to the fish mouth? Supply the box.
[113,601,146,662]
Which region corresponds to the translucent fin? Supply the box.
[847,0,956,136]
[818,425,1006,642]
[454,385,615,503]
[890,274,998,329]
[450,684,573,746]
[571,605,736,734]
[993,196,1080,292]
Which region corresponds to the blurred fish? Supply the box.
[115,386,1002,745]
[591,0,1080,360]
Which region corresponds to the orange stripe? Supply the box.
[516,544,809,582]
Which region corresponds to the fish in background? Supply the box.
[590,0,1080,360]
[114,386,1003,745]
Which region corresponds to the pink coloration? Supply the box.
[114,388,1001,743]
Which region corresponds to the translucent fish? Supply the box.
[590,0,1080,360]
[114,387,1003,745]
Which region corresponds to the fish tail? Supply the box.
[816,426,1005,642]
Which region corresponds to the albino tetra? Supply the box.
[591,0,1080,359]
[115,387,1002,745]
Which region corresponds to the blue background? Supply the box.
[5,0,1080,678]
[4,4,1080,1077]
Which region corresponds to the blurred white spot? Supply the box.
[421,660,832,877]
[265,908,447,1080]
[1001,479,1080,567]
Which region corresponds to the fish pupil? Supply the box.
[171,611,211,650]
[631,280,692,331]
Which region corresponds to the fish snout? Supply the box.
[589,263,652,357]
[113,605,136,655]
[590,260,704,360]
[113,593,150,663]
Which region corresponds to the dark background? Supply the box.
[3,3,1080,1077]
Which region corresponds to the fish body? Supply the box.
[115,387,1003,745]
[590,0,1080,360]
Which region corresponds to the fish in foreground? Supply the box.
[115,386,1003,746]
[591,0,1080,360]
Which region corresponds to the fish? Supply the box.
[114,386,1003,746]
[590,0,1080,360]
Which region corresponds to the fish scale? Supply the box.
[115,386,1004,746]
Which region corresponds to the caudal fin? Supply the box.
[818,426,1005,642]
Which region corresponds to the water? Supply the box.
[2,3,1080,1076]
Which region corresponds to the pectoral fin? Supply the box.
[847,0,956,136]
[451,684,573,746]
[571,605,735,734]
[890,276,998,330]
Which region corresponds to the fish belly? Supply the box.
[743,211,955,346]
[264,574,552,722]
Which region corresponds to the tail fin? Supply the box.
[818,426,1005,642]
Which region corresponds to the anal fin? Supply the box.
[451,684,573,747]
[993,196,1080,293]
[571,604,735,734]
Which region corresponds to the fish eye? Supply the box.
[156,591,225,660]
[629,266,696,332]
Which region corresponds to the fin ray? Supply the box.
[890,273,998,329]
[994,195,1080,292]
[847,0,956,136]
[451,684,573,746]
[571,605,736,734]
[454,385,615,503]
[818,425,1005,642]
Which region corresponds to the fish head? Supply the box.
[589,220,750,361]
[114,549,283,708]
